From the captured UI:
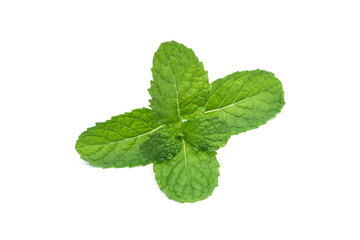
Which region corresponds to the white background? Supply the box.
[1,1,359,239]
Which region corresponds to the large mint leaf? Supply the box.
[182,116,231,151]
[153,140,219,203]
[75,108,163,168]
[205,70,285,135]
[149,41,210,124]
[139,124,182,163]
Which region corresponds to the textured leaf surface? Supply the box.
[139,124,182,163]
[149,41,210,124]
[153,140,219,203]
[204,70,285,135]
[182,116,231,151]
[75,108,163,168]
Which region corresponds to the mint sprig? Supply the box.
[75,41,285,203]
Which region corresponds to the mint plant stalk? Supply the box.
[75,41,285,203]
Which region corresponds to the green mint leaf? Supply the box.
[149,41,210,124]
[182,116,231,151]
[204,70,285,135]
[76,41,285,203]
[75,108,164,168]
[153,140,219,203]
[139,124,182,163]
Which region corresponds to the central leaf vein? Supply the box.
[168,62,181,119]
[182,139,191,184]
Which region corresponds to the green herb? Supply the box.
[75,41,285,203]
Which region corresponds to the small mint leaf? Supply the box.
[182,116,231,151]
[139,124,182,163]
